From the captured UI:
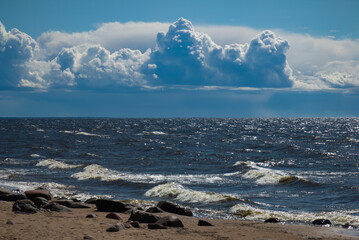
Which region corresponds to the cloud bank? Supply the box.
[0,18,358,91]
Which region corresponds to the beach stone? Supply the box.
[25,189,52,201]
[198,219,213,226]
[0,188,13,195]
[0,187,27,201]
[43,202,72,212]
[85,198,98,204]
[0,192,27,201]
[312,219,331,226]
[342,223,355,229]
[265,218,281,223]
[155,215,184,228]
[146,206,164,213]
[106,212,122,220]
[157,201,193,216]
[86,213,98,218]
[127,220,140,228]
[106,223,126,232]
[6,220,14,225]
[12,199,40,214]
[33,197,49,207]
[124,207,142,214]
[148,223,167,229]
[95,199,130,212]
[83,235,96,240]
[128,210,160,223]
[53,200,91,208]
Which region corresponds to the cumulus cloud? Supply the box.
[0,22,38,89]
[1,18,358,91]
[150,18,294,87]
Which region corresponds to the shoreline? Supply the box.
[1,200,358,240]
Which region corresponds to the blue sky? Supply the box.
[0,0,358,117]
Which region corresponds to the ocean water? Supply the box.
[1,118,359,225]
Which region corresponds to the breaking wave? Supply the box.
[71,164,224,185]
[36,159,84,169]
[233,161,302,185]
[60,130,109,138]
[145,183,239,203]
[230,203,359,225]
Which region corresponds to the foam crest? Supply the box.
[60,130,108,138]
[235,161,300,185]
[71,164,224,184]
[230,203,359,224]
[36,159,83,169]
[0,181,110,201]
[145,183,239,203]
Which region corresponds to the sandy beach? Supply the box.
[1,200,358,240]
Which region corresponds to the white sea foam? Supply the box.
[71,164,225,185]
[230,203,359,224]
[30,154,41,158]
[60,130,108,138]
[144,183,239,203]
[36,159,83,169]
[0,180,110,201]
[233,161,300,185]
[151,131,167,135]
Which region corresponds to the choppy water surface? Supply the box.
[1,118,359,224]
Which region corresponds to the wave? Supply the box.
[233,161,303,185]
[36,159,84,169]
[0,180,110,201]
[60,130,109,138]
[230,203,359,225]
[71,164,225,185]
[145,183,239,203]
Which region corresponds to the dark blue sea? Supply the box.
[1,118,359,225]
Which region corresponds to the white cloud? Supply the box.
[37,21,169,58]
[150,18,293,87]
[1,18,359,91]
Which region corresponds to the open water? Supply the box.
[1,118,359,225]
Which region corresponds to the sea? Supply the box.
[1,118,359,226]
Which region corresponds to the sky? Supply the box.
[0,0,358,117]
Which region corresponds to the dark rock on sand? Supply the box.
[106,212,122,220]
[43,202,72,212]
[342,223,355,229]
[106,223,126,232]
[25,189,52,201]
[12,199,40,214]
[86,213,98,218]
[312,219,332,225]
[0,188,13,195]
[157,201,193,216]
[0,193,27,201]
[127,220,140,228]
[146,206,164,213]
[6,220,15,225]
[33,197,49,208]
[0,188,27,201]
[53,200,90,208]
[95,199,131,212]
[83,235,96,240]
[85,198,98,204]
[198,219,213,226]
[265,218,281,223]
[155,215,184,228]
[129,210,160,223]
[148,223,167,229]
